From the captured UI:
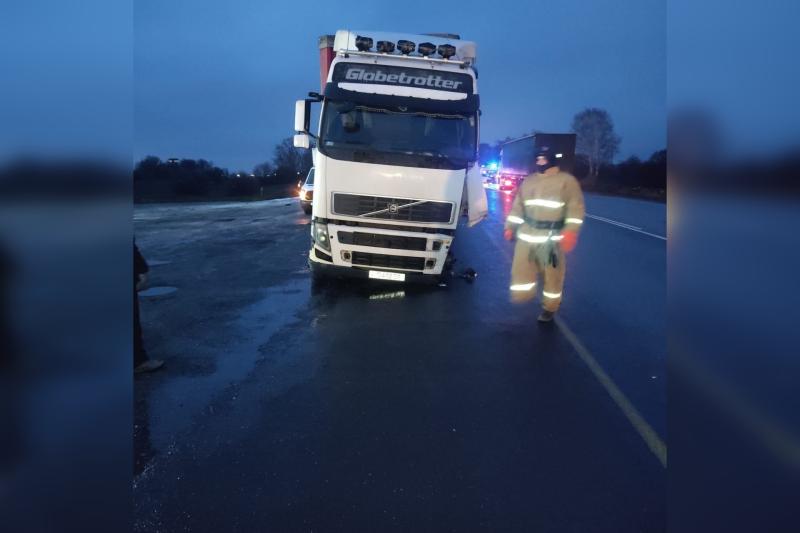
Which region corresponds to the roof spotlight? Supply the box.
[418,42,436,57]
[437,44,456,59]
[355,36,373,51]
[397,40,415,55]
[376,40,395,53]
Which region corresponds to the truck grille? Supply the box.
[351,251,426,271]
[333,193,453,223]
[338,231,427,251]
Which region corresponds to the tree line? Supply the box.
[135,107,664,202]
[480,108,665,199]
[134,136,312,202]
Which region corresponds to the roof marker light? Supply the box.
[418,42,436,57]
[397,40,415,55]
[355,36,373,51]
[376,40,395,53]
[437,44,456,59]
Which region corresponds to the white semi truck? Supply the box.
[293,30,487,283]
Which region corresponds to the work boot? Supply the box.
[537,310,555,323]
[135,359,165,374]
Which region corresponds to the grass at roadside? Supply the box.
[134,183,298,204]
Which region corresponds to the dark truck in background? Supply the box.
[497,133,577,191]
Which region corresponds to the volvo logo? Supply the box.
[355,199,425,219]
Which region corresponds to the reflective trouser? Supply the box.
[509,240,565,312]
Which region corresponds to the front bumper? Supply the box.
[309,257,441,285]
[308,221,453,282]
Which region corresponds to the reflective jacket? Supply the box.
[503,169,585,244]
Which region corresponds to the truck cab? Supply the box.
[294,30,487,283]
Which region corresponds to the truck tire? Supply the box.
[438,251,456,285]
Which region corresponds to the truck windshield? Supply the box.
[319,100,477,170]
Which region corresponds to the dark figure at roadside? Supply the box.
[134,243,164,374]
[0,241,22,474]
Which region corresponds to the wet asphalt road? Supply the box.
[133,190,666,532]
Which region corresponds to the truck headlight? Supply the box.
[312,221,331,252]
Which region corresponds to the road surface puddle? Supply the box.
[144,279,310,453]
[139,286,178,297]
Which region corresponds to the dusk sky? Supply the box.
[134,0,665,172]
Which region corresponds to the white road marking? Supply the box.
[556,317,668,468]
[586,213,667,241]
[482,219,667,468]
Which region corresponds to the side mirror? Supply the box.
[293,133,310,149]
[295,100,310,133]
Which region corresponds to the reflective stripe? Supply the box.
[543,291,562,299]
[518,232,564,243]
[518,233,550,243]
[566,218,584,225]
[524,199,565,209]
[506,215,524,224]
[510,283,536,291]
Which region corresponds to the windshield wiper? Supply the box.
[413,151,470,168]
[322,139,367,146]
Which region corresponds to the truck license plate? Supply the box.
[368,270,405,282]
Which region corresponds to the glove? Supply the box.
[560,231,578,253]
[503,228,515,241]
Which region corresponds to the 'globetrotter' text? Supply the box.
[344,68,464,90]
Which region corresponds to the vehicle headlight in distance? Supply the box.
[313,221,331,252]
